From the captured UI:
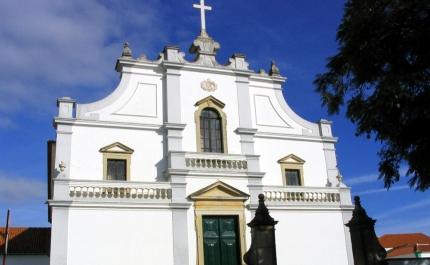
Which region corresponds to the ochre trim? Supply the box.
[100,142,134,181]
[278,154,305,186]
[190,181,248,265]
[194,96,228,153]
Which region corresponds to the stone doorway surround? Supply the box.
[189,181,249,265]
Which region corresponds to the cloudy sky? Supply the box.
[1,0,429,236]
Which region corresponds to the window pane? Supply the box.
[286,170,300,186]
[107,159,126,180]
[200,108,223,153]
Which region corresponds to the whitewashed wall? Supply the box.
[69,126,165,181]
[66,209,174,265]
[180,71,242,154]
[273,211,350,264]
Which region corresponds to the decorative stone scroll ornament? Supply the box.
[200,78,218,92]
[257,69,269,76]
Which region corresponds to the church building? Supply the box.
[48,1,354,264]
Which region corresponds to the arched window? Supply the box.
[195,96,228,153]
[200,108,223,153]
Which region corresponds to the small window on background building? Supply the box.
[200,108,223,153]
[285,170,301,186]
[107,159,126,180]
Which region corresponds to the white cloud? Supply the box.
[0,173,46,204]
[344,166,409,187]
[0,116,17,129]
[375,199,430,220]
[376,216,430,236]
[0,0,170,119]
[354,185,410,195]
[344,173,379,185]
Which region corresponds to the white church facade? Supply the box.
[48,2,354,264]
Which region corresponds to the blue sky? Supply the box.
[0,0,429,236]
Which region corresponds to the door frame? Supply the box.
[190,181,249,265]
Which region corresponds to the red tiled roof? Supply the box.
[379,233,430,248]
[0,227,51,255]
[386,244,430,257]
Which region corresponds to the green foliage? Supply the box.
[314,0,430,190]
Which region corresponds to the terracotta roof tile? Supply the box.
[386,244,430,258]
[0,227,51,255]
[379,233,430,248]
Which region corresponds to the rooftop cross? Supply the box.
[193,0,212,36]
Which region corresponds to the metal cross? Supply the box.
[193,0,212,31]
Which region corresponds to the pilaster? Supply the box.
[163,59,185,151]
[169,173,191,265]
[57,97,76,118]
[322,142,338,186]
[235,71,257,155]
[340,187,355,265]
[55,124,73,178]
[50,207,69,265]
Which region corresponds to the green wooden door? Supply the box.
[203,216,240,265]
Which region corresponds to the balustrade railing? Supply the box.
[53,179,172,201]
[263,188,340,203]
[185,157,247,170]
[69,186,171,199]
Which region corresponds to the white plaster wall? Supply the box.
[77,68,164,125]
[249,85,305,135]
[273,210,349,265]
[255,138,328,186]
[69,126,165,181]
[67,208,173,265]
[0,255,49,265]
[180,71,242,154]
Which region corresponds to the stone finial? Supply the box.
[269,61,280,77]
[351,196,368,218]
[248,194,278,226]
[336,165,346,187]
[122,42,132,58]
[345,196,388,265]
[59,161,66,173]
[244,194,278,265]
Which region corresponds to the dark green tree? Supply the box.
[314,0,430,191]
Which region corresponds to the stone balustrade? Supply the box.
[69,186,171,199]
[167,151,251,172]
[263,186,341,203]
[53,179,172,201]
[185,157,247,170]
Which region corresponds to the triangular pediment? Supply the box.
[195,96,225,109]
[189,181,249,201]
[99,142,134,154]
[278,154,305,164]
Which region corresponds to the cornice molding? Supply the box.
[54,118,162,131]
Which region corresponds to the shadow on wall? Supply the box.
[155,127,168,181]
